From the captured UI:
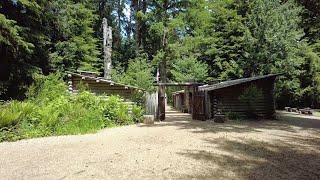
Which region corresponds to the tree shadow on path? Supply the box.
[178,136,320,180]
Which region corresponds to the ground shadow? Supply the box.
[139,109,320,179]
[178,136,320,179]
[275,111,320,129]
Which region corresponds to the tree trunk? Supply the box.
[116,0,122,48]
[132,0,141,53]
[157,0,169,121]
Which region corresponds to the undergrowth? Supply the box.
[0,74,144,142]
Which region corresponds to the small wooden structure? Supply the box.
[172,90,185,112]
[171,85,208,120]
[195,74,280,120]
[67,71,143,99]
[155,82,203,121]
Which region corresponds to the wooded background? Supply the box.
[0,0,319,108]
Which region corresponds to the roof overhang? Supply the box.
[67,71,145,91]
[199,74,282,92]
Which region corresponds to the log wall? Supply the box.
[71,76,136,99]
[208,77,276,119]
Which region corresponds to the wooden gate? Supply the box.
[192,89,206,120]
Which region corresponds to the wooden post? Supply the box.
[204,90,209,120]
[103,18,112,79]
[158,85,166,121]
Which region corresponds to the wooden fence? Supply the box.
[145,92,158,117]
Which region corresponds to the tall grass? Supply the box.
[0,74,144,142]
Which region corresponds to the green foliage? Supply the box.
[239,85,263,118]
[102,96,130,125]
[171,0,245,80]
[132,105,144,123]
[27,73,67,103]
[1,0,320,110]
[297,0,320,42]
[114,53,155,91]
[0,101,35,141]
[0,101,34,128]
[225,112,242,121]
[49,1,101,72]
[0,73,143,142]
[0,102,22,128]
[242,0,304,75]
[295,41,320,107]
[0,0,48,100]
[171,56,208,82]
[0,13,33,54]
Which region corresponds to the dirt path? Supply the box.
[0,110,320,180]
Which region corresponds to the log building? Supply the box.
[67,71,143,100]
[173,74,281,120]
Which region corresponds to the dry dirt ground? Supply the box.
[0,110,320,180]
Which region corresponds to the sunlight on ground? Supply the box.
[0,109,319,179]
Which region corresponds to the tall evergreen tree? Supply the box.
[0,0,50,99]
[242,0,305,107]
[173,0,246,80]
[49,0,101,72]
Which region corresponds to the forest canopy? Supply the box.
[0,0,320,108]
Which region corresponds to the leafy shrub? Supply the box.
[0,101,34,128]
[132,105,144,123]
[239,85,263,119]
[225,112,242,120]
[0,107,21,128]
[27,73,67,104]
[103,96,132,125]
[112,53,155,92]
[0,73,144,142]
[0,101,35,141]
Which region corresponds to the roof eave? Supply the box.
[199,73,283,92]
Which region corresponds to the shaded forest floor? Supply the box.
[0,109,319,179]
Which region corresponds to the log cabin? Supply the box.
[173,74,281,120]
[195,74,281,120]
[67,71,143,100]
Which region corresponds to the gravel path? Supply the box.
[1,110,320,180]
